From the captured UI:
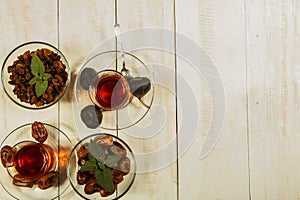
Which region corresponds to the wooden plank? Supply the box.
[0,0,59,199]
[246,0,300,199]
[117,0,177,200]
[58,0,114,199]
[58,0,114,138]
[176,0,249,199]
[0,1,60,127]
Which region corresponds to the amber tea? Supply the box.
[90,71,130,110]
[13,142,57,181]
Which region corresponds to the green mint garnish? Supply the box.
[80,139,121,193]
[95,168,114,193]
[80,160,97,171]
[104,155,122,167]
[29,54,51,97]
[87,139,106,162]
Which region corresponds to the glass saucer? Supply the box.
[0,122,73,200]
[67,133,136,199]
[73,51,154,131]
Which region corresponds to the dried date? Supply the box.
[80,105,103,129]
[112,169,123,184]
[100,186,116,197]
[94,135,113,147]
[37,171,58,190]
[77,170,91,185]
[31,121,48,143]
[1,145,15,168]
[13,174,34,188]
[128,77,151,99]
[109,141,127,157]
[118,157,131,175]
[77,144,89,159]
[80,68,97,90]
[84,177,101,194]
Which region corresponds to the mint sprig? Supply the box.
[29,54,51,97]
[80,139,121,193]
[95,168,114,193]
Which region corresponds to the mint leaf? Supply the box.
[95,168,114,193]
[35,80,48,97]
[29,54,51,97]
[97,161,106,170]
[104,155,121,168]
[80,160,96,171]
[88,152,97,163]
[103,168,114,192]
[94,169,104,185]
[29,76,41,85]
[41,73,51,80]
[30,54,45,76]
[82,139,117,194]
[88,139,105,162]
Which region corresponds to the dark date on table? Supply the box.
[79,68,97,90]
[80,105,103,129]
[127,77,151,99]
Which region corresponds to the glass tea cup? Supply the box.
[88,70,131,111]
[6,141,57,184]
[0,122,73,200]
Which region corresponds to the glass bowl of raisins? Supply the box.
[73,50,154,131]
[67,133,136,199]
[0,121,74,200]
[1,41,70,109]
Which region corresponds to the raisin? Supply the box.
[7,48,68,107]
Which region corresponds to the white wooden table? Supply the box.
[0,0,300,199]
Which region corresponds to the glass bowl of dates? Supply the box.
[0,121,73,200]
[1,41,70,109]
[67,133,136,199]
[73,50,154,130]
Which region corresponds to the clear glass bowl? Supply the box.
[0,122,74,200]
[67,133,136,200]
[1,41,70,109]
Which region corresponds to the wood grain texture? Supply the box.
[0,1,60,129]
[118,0,177,199]
[58,0,114,198]
[58,0,114,139]
[176,0,249,199]
[1,0,300,199]
[246,0,300,199]
[0,0,59,199]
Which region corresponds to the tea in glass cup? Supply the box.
[89,70,130,110]
[7,141,57,183]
